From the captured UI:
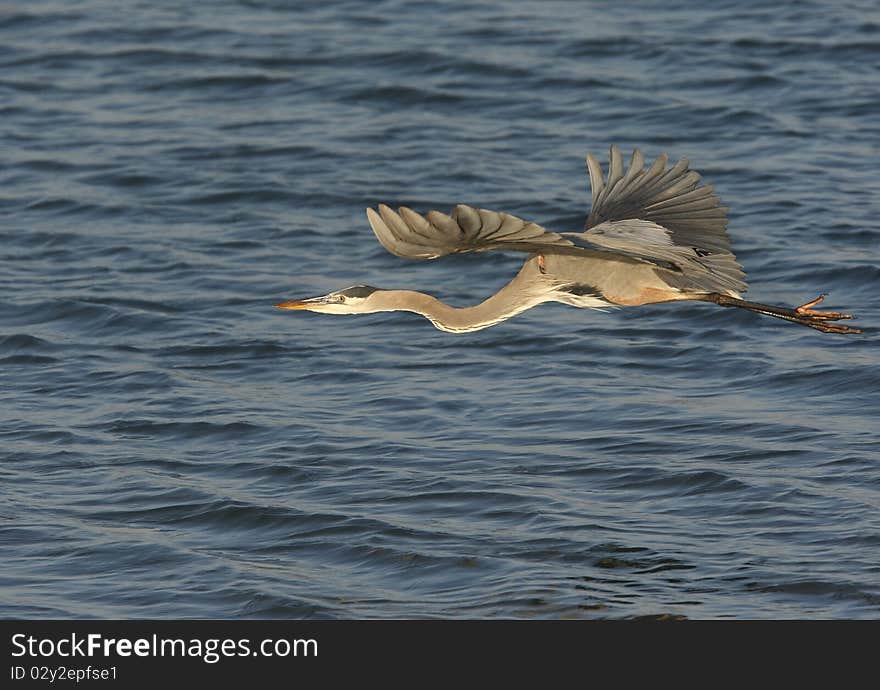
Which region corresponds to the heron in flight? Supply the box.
[276,146,860,335]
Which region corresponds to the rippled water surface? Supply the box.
[2,0,879,618]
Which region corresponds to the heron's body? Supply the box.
[276,146,859,335]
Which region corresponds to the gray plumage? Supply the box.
[276,146,859,335]
[365,204,574,259]
[367,145,745,296]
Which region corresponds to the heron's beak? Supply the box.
[274,295,332,310]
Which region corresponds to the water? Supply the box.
[2,0,879,619]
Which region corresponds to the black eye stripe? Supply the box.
[340,285,379,298]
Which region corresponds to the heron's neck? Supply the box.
[370,261,551,333]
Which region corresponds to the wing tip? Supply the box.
[365,205,390,236]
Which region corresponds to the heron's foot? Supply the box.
[797,319,861,334]
[788,294,860,333]
[794,294,855,321]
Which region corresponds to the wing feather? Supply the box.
[424,210,463,242]
[367,207,437,258]
[367,204,574,259]
[586,154,605,207]
[453,204,482,241]
[397,206,437,241]
[477,208,503,236]
[579,145,747,293]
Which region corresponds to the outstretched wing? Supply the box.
[366,204,575,259]
[572,145,747,293]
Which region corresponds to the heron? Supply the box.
[276,145,860,335]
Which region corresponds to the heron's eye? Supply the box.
[336,295,346,303]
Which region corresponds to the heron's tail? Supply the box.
[698,292,860,334]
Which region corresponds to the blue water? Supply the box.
[2,0,879,619]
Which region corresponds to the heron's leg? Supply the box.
[699,293,861,334]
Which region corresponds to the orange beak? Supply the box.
[274,295,334,310]
[274,300,310,310]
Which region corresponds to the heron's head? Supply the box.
[275,285,385,315]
